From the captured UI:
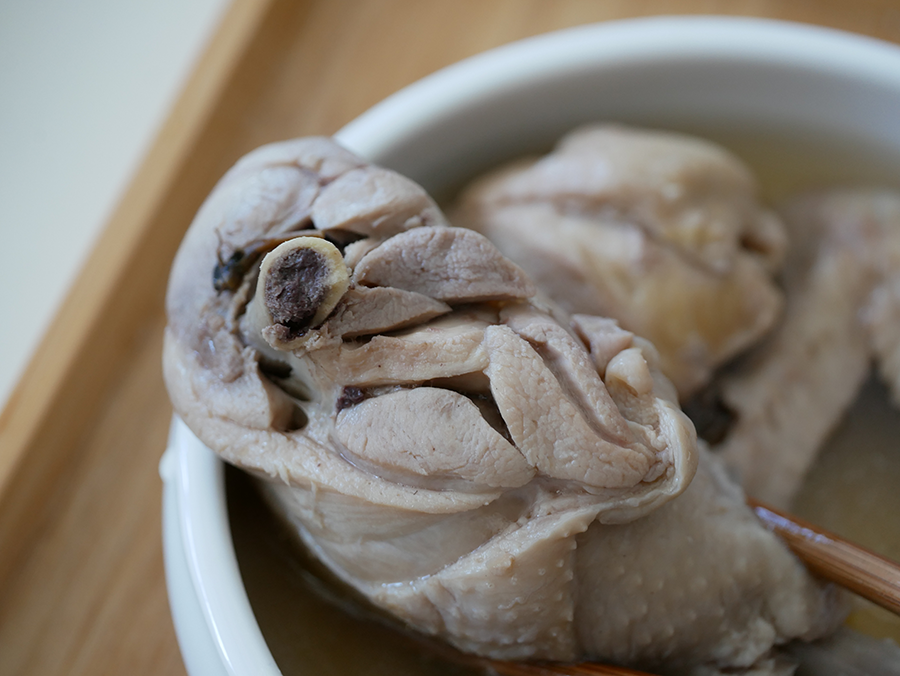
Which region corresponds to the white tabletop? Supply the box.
[0,0,229,410]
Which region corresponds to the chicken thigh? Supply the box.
[452,125,787,397]
[163,137,843,674]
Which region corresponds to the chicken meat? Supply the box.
[163,137,844,674]
[712,189,900,507]
[452,124,787,398]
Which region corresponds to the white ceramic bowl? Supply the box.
[160,16,900,675]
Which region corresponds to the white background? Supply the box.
[0,0,230,410]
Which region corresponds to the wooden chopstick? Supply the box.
[748,498,900,616]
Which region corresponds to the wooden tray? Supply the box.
[2,0,900,673]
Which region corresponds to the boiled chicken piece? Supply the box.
[786,627,900,675]
[713,189,900,507]
[575,447,844,675]
[163,136,843,674]
[316,286,451,339]
[304,313,494,389]
[452,124,786,397]
[352,225,535,302]
[334,386,535,490]
[311,164,447,237]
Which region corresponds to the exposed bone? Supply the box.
[247,236,350,351]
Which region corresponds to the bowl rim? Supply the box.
[163,417,282,676]
[162,15,900,676]
[335,15,900,162]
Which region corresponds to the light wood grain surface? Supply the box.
[2,0,900,674]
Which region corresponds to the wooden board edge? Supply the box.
[0,0,275,524]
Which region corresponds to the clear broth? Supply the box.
[228,128,900,673]
[227,467,481,676]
